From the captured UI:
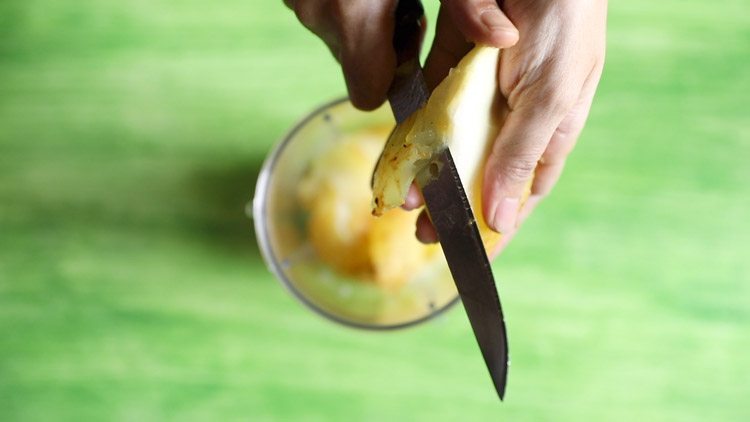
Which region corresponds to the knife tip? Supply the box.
[496,385,506,401]
[492,369,508,401]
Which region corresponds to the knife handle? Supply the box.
[392,0,425,65]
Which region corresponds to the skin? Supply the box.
[284,0,607,258]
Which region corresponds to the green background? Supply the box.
[1,0,748,420]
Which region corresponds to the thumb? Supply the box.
[442,0,519,48]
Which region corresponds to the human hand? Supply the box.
[408,0,607,257]
[283,0,404,110]
[283,0,519,108]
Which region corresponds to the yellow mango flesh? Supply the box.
[297,128,440,288]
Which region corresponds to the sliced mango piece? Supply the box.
[372,45,530,253]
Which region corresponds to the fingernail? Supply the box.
[486,200,499,230]
[491,197,520,234]
[480,9,510,32]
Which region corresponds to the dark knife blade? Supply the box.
[386,0,510,400]
[387,0,429,124]
[415,149,509,400]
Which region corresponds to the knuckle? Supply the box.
[293,0,342,33]
[329,0,347,21]
[502,157,538,184]
[554,110,586,140]
[538,84,578,116]
[292,1,318,29]
[475,0,501,13]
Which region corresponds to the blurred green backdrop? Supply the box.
[1,0,749,420]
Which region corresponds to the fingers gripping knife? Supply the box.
[386,0,510,400]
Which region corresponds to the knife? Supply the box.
[386,0,510,400]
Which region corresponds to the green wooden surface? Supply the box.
[1,1,749,420]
